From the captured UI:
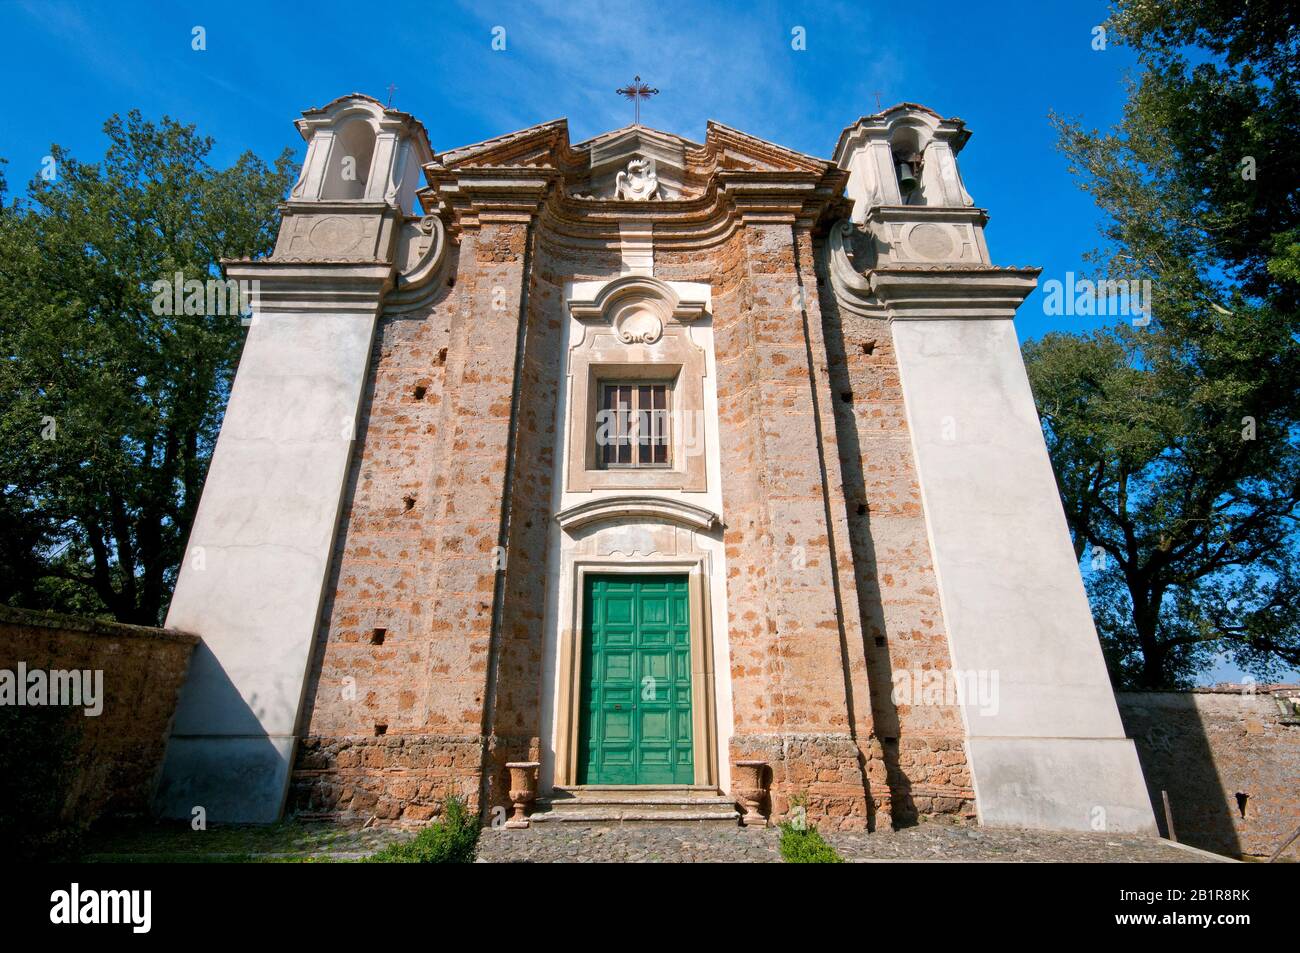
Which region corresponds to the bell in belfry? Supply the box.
[896,153,921,197]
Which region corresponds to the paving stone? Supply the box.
[477,824,783,863]
[826,824,1226,863]
[475,822,1225,863]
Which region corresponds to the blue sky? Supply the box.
[0,0,1278,684]
[2,0,1134,342]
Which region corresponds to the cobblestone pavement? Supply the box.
[477,824,784,863]
[477,822,1228,863]
[80,819,1229,863]
[827,824,1226,863]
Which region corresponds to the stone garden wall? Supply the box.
[0,605,197,825]
[1117,689,1300,859]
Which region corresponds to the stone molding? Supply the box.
[565,276,710,493]
[825,219,1039,321]
[553,554,719,789]
[860,205,991,267]
[555,495,721,533]
[425,170,555,234]
[869,267,1041,320]
[567,273,708,324]
[222,260,395,314]
[423,117,849,244]
[384,213,452,315]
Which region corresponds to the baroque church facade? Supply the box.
[153,93,1157,834]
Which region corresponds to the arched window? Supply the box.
[890,128,926,206]
[321,118,376,200]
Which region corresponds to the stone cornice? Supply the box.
[556,496,722,533]
[296,92,431,148]
[825,218,1039,321]
[222,260,395,314]
[863,204,989,229]
[422,117,849,243]
[718,171,838,226]
[705,121,834,174]
[425,169,558,234]
[431,119,573,169]
[567,273,709,325]
[867,266,1041,321]
[833,103,970,167]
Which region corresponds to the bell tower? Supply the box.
[833,104,989,269]
[827,104,1157,834]
[154,95,433,823]
[289,94,429,209]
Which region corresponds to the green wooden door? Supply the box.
[578,574,694,785]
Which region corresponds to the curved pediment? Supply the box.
[555,496,721,533]
[567,273,708,325]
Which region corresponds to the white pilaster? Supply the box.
[154,298,384,822]
[890,308,1156,833]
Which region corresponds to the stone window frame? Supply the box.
[566,275,709,493]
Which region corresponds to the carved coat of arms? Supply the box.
[615,157,661,201]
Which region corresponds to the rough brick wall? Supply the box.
[1118,690,1299,859]
[291,200,968,834]
[480,237,566,811]
[0,606,197,822]
[710,221,874,831]
[294,218,574,825]
[816,241,974,826]
[292,239,484,822]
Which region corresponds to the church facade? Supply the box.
[153,93,1157,834]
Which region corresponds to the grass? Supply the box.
[78,818,413,863]
[779,822,844,863]
[364,795,479,863]
[78,796,479,864]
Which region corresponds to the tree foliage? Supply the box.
[1025,1,1300,687]
[0,112,295,624]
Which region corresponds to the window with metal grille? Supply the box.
[596,382,670,467]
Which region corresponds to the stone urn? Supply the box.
[732,759,769,827]
[504,761,540,829]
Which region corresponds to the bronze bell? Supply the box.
[896,155,920,197]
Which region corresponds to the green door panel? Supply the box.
[578,574,693,785]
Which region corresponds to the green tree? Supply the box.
[1025,1,1300,687]
[0,112,295,625]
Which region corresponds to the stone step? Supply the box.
[548,785,721,803]
[530,810,741,825]
[539,797,737,812]
[529,785,741,825]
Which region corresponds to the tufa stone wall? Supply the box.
[707,221,877,831]
[288,210,983,831]
[288,127,973,833]
[1117,689,1300,859]
[0,605,197,823]
[815,239,974,825]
